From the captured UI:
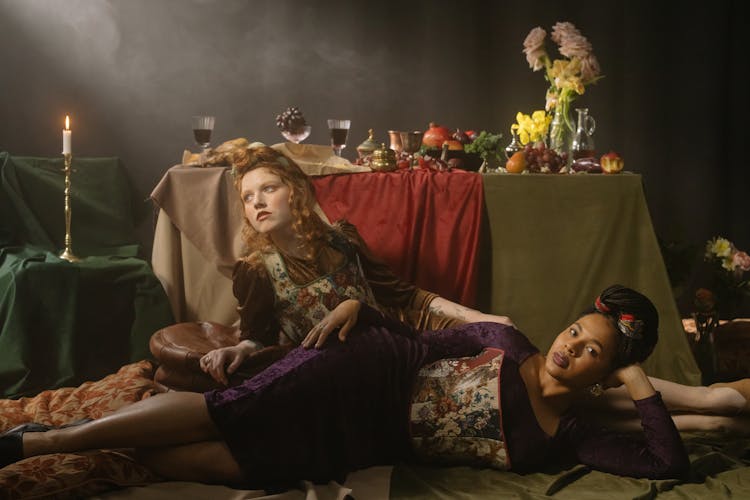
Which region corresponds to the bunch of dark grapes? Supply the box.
[522,143,567,173]
[275,107,307,132]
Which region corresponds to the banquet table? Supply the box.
[150,166,700,385]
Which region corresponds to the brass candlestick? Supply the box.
[59,153,80,262]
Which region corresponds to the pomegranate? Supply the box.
[422,122,452,149]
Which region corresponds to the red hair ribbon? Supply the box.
[594,296,610,313]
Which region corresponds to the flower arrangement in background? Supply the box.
[704,236,750,317]
[522,22,602,152]
[511,111,551,145]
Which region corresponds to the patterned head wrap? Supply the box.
[594,295,644,340]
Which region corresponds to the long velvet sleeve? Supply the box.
[559,392,690,479]
[336,220,429,308]
[336,220,464,331]
[232,255,281,347]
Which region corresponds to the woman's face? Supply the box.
[240,167,293,237]
[545,313,618,389]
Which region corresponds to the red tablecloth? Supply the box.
[312,169,483,307]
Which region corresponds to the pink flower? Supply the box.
[558,33,592,58]
[580,54,601,82]
[551,22,581,44]
[523,27,548,71]
[733,251,750,272]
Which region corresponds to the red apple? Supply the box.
[600,151,624,174]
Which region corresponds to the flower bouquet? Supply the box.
[522,22,602,156]
[704,236,750,318]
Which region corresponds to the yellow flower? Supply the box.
[513,111,552,145]
[707,237,733,258]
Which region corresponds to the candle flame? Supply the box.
[65,116,70,130]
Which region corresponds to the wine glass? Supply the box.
[281,125,312,144]
[327,119,351,156]
[192,115,215,151]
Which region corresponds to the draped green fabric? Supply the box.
[0,153,173,398]
[0,153,141,256]
[479,173,700,385]
[392,433,750,498]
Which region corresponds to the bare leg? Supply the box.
[22,391,220,458]
[596,412,750,435]
[710,379,750,412]
[137,441,243,484]
[582,377,747,416]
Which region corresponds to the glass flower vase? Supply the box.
[548,100,574,163]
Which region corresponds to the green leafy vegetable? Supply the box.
[464,131,504,162]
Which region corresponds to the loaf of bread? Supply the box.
[181,137,250,167]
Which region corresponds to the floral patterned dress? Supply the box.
[259,231,380,344]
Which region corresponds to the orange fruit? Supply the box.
[505,151,526,173]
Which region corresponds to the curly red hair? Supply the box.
[231,146,329,260]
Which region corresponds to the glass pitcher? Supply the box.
[570,108,596,160]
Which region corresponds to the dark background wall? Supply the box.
[1,0,747,312]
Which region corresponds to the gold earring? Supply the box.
[589,383,604,397]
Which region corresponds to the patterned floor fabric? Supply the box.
[0,360,165,499]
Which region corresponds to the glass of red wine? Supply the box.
[192,115,215,151]
[327,119,351,157]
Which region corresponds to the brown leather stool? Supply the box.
[149,322,291,392]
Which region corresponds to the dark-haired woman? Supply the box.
[2,285,692,486]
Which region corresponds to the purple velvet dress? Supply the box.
[204,305,689,489]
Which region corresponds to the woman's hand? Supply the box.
[199,340,257,386]
[302,299,361,349]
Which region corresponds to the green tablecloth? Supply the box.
[480,173,700,385]
[0,153,173,398]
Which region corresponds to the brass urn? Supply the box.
[371,143,397,172]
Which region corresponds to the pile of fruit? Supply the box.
[418,122,500,171]
[275,106,308,134]
[520,143,567,173]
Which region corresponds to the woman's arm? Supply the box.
[565,365,689,479]
[427,296,514,327]
[200,257,278,385]
[338,220,514,328]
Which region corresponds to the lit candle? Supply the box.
[62,115,72,155]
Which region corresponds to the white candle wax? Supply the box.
[62,130,72,155]
[62,116,72,155]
